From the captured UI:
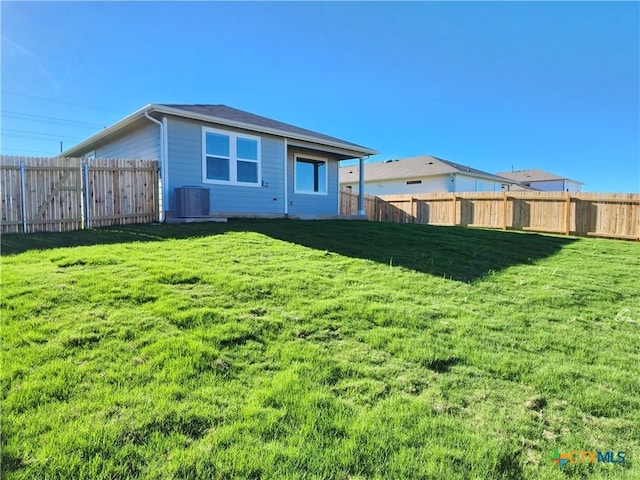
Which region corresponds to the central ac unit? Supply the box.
[175,187,210,217]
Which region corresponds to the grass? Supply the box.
[1,219,639,479]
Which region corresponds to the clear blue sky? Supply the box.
[1,1,638,192]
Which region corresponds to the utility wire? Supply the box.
[2,135,80,143]
[1,110,103,128]
[1,90,126,114]
[1,128,85,140]
[1,144,59,154]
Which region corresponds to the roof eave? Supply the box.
[340,171,457,184]
[340,171,518,185]
[459,172,518,184]
[59,103,378,158]
[58,104,154,157]
[528,178,584,185]
[155,105,378,156]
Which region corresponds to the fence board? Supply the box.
[1,156,159,234]
[340,187,639,240]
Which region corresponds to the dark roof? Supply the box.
[340,155,517,184]
[160,104,371,151]
[496,169,583,184]
[59,103,377,158]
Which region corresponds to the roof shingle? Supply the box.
[340,155,516,184]
[496,169,583,184]
[161,104,371,151]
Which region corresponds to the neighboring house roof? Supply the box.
[60,103,377,158]
[339,155,517,185]
[496,169,584,185]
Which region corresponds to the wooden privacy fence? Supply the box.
[340,187,640,240]
[1,156,159,234]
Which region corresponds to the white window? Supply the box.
[202,127,260,186]
[295,154,327,195]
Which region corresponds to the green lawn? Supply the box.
[1,220,639,479]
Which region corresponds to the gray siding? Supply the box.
[346,175,451,195]
[456,175,506,192]
[93,121,160,160]
[166,116,285,215]
[529,179,581,192]
[287,148,340,215]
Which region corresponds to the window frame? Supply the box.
[294,153,328,195]
[201,127,261,187]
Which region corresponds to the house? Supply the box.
[60,104,377,219]
[496,169,583,192]
[339,155,517,195]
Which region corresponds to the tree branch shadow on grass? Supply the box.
[1,219,577,282]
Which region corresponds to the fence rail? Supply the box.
[1,156,159,234]
[340,188,640,240]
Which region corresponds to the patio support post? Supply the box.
[358,156,365,215]
[144,111,166,222]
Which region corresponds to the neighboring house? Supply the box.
[508,182,541,192]
[496,169,584,192]
[339,155,517,195]
[60,104,377,219]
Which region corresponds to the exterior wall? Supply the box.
[287,148,340,215]
[526,180,563,191]
[454,175,477,192]
[455,174,506,192]
[344,175,452,196]
[565,181,582,192]
[72,115,350,217]
[91,121,160,160]
[166,116,285,215]
[343,174,508,195]
[528,179,581,192]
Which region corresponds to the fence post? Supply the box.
[451,195,457,226]
[564,192,571,235]
[82,162,91,229]
[502,191,508,230]
[410,197,415,223]
[154,164,160,222]
[19,161,27,233]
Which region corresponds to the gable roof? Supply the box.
[496,169,583,185]
[339,155,517,185]
[162,104,372,150]
[60,103,377,158]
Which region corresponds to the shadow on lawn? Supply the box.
[254,220,577,282]
[1,219,576,282]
